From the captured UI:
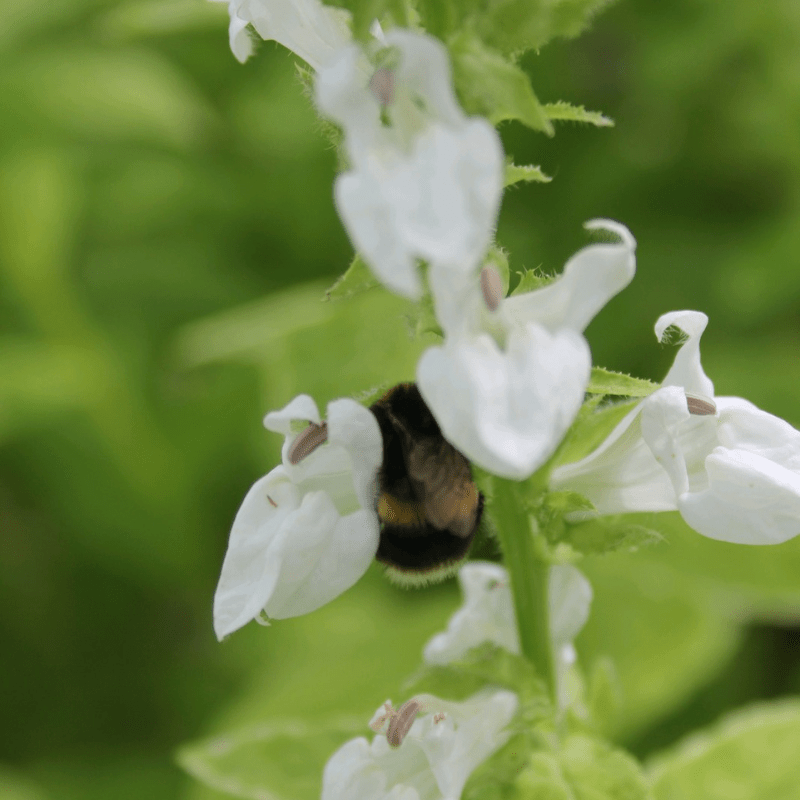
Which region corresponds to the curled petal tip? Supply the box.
[583,219,637,251]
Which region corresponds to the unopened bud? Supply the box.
[685,393,717,416]
[480,266,504,312]
[287,421,328,464]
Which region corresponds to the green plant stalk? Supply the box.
[492,477,556,700]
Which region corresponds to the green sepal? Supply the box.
[448,32,553,134]
[552,396,636,468]
[587,367,658,397]
[510,268,554,296]
[324,253,381,301]
[543,101,614,128]
[542,504,664,556]
[505,162,552,188]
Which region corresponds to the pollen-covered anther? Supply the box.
[386,699,421,748]
[287,421,329,464]
[433,712,446,724]
[480,265,504,312]
[685,392,717,416]
[369,68,394,107]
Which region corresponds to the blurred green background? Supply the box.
[2,0,800,797]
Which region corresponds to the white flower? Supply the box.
[315,30,504,298]
[417,220,637,480]
[551,310,800,545]
[212,0,351,68]
[422,562,592,707]
[322,689,518,800]
[213,394,382,639]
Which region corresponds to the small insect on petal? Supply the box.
[685,393,717,416]
[480,266,504,312]
[369,68,395,107]
[386,698,421,748]
[287,421,329,465]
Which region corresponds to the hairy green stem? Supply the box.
[492,477,556,700]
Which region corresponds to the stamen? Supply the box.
[267,495,277,508]
[386,698,421,748]
[287,421,328,464]
[369,701,394,733]
[685,393,717,416]
[480,266,504,312]
[433,712,446,724]
[369,68,394,107]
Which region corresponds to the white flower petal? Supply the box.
[327,398,383,509]
[417,324,590,479]
[214,395,382,637]
[553,309,800,546]
[549,565,593,646]
[229,0,351,69]
[322,690,517,800]
[423,562,517,664]
[503,220,636,334]
[423,562,592,668]
[264,393,321,434]
[213,469,298,639]
[655,310,715,396]
[315,30,504,298]
[264,498,380,618]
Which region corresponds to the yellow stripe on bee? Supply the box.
[378,494,426,527]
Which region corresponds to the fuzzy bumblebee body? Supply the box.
[369,383,484,585]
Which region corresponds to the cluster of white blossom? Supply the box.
[320,561,591,799]
[212,0,800,644]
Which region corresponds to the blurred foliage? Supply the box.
[1,0,800,797]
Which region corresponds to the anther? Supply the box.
[287,421,328,464]
[369,68,394,107]
[685,393,717,416]
[480,266,504,312]
[386,699,421,748]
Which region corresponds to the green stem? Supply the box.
[492,477,556,700]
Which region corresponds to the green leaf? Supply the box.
[177,717,365,800]
[543,101,614,128]
[649,700,800,800]
[325,253,381,301]
[515,734,651,800]
[587,368,658,397]
[0,766,49,800]
[505,162,553,188]
[578,556,744,739]
[479,0,615,57]
[558,515,665,556]
[4,47,217,149]
[449,33,553,134]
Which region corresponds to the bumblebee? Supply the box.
[369,383,484,585]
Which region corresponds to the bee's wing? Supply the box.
[406,438,479,536]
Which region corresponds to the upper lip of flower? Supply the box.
[416,220,637,480]
[212,395,383,639]
[551,309,800,545]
